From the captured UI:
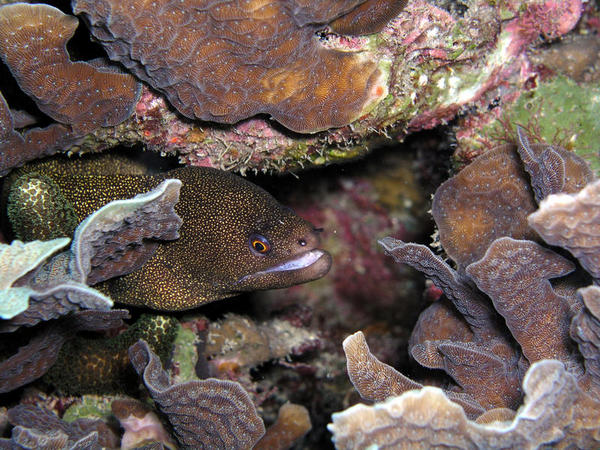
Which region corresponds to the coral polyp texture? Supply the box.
[0,3,141,173]
[129,339,266,448]
[73,0,395,133]
[330,360,599,449]
[0,3,141,134]
[331,131,600,448]
[0,404,119,448]
[528,179,600,280]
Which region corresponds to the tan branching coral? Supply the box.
[333,131,600,447]
[206,313,320,373]
[72,0,396,133]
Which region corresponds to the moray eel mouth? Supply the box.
[235,249,332,290]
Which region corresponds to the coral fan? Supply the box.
[72,0,396,133]
[331,130,600,447]
[129,339,266,448]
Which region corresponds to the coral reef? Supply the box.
[0,238,72,319]
[0,0,588,174]
[528,179,600,280]
[0,1,596,446]
[0,3,141,174]
[255,402,312,450]
[111,397,177,449]
[0,180,182,392]
[331,130,600,447]
[0,309,128,394]
[44,314,179,394]
[4,154,331,310]
[205,313,321,376]
[330,360,600,449]
[0,404,119,448]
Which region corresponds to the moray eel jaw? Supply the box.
[235,248,332,289]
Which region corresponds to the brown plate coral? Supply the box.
[73,0,399,133]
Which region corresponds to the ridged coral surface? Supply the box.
[528,179,600,279]
[0,3,141,134]
[73,0,389,133]
[330,360,600,449]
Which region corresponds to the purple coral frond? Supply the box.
[129,339,266,449]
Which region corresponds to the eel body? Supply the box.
[3,156,332,310]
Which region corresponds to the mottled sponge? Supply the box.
[73,0,395,133]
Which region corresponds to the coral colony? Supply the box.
[0,0,599,448]
[330,129,600,448]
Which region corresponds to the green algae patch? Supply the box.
[171,323,200,384]
[62,395,114,423]
[507,76,600,175]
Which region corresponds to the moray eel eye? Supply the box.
[250,234,270,255]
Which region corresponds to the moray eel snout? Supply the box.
[234,216,332,290]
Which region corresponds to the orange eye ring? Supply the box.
[249,234,270,255]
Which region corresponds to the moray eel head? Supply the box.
[108,166,332,310]
[164,167,331,302]
[232,209,332,292]
[3,160,332,311]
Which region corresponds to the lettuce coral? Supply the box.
[0,404,119,448]
[0,238,71,319]
[331,129,600,447]
[0,179,182,393]
[129,339,266,448]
